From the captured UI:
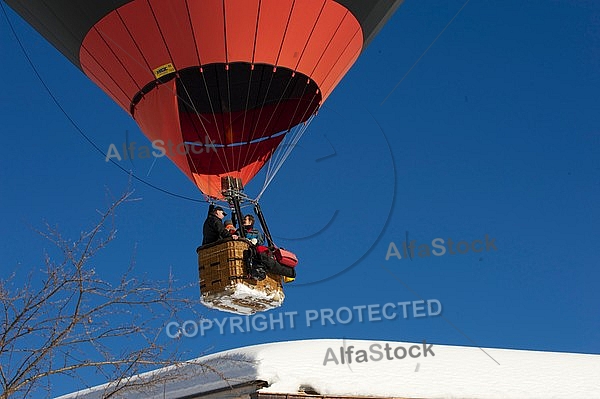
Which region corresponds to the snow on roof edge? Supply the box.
[55,338,600,399]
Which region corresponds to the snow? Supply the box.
[56,339,600,399]
[201,282,284,315]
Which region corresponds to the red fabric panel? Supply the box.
[225,0,260,62]
[254,0,294,65]
[188,0,226,64]
[310,13,361,90]
[79,31,139,107]
[92,14,152,90]
[118,1,172,73]
[295,2,348,73]
[319,30,362,101]
[80,51,129,111]
[277,0,324,69]
[147,0,199,69]
[134,80,194,181]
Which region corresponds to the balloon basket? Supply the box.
[197,239,284,315]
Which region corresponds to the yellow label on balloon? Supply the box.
[153,63,175,79]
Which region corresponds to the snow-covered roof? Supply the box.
[56,339,600,399]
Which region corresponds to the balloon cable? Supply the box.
[255,113,315,202]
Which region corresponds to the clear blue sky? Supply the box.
[1,0,599,396]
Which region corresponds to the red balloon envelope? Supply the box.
[6,0,402,199]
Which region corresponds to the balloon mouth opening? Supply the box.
[130,63,321,135]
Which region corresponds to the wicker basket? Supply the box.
[197,239,284,315]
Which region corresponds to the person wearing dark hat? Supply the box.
[202,206,238,245]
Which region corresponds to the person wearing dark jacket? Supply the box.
[202,206,237,245]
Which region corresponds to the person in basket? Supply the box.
[202,206,238,245]
[240,214,265,245]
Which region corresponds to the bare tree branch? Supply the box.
[0,189,204,398]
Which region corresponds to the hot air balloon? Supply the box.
[6,0,403,313]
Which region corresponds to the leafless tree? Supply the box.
[0,190,205,398]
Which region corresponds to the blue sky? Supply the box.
[1,0,599,396]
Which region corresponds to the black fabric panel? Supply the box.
[175,63,320,115]
[4,0,132,67]
[334,0,404,47]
